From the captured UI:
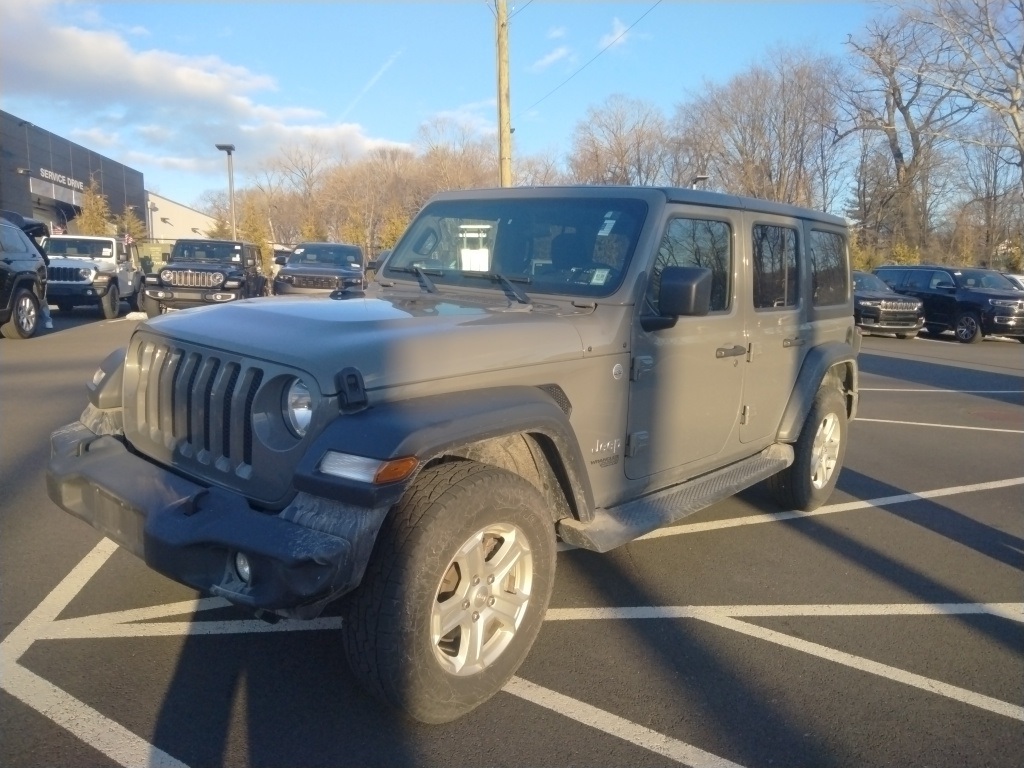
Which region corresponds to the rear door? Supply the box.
[739,214,806,444]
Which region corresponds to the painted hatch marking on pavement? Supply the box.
[3,477,1023,768]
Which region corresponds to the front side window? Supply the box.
[809,230,848,306]
[384,197,648,298]
[648,218,732,313]
[752,224,798,310]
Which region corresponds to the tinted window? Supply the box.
[874,268,905,288]
[809,230,848,306]
[0,224,30,254]
[648,218,732,313]
[752,224,798,309]
[905,270,937,290]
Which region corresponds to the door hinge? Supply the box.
[630,355,654,382]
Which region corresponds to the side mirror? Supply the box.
[641,266,712,332]
[659,266,712,317]
[274,254,286,266]
[245,257,256,268]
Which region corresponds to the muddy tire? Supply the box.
[342,461,556,724]
[768,387,847,511]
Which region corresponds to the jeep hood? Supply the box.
[48,255,116,272]
[141,293,587,394]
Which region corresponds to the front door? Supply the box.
[625,209,746,480]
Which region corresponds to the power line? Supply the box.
[514,0,663,120]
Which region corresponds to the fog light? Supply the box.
[235,552,251,583]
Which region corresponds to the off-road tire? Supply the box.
[1,288,40,339]
[954,311,983,344]
[100,286,120,320]
[342,460,557,724]
[768,386,847,511]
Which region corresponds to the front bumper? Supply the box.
[47,282,114,301]
[144,286,242,308]
[985,313,1024,337]
[855,314,924,333]
[47,421,387,617]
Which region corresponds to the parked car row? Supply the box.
[854,264,1024,344]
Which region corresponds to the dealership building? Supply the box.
[0,110,215,251]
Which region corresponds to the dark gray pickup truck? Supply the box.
[47,186,859,723]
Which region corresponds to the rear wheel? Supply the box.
[768,386,847,511]
[100,285,120,319]
[1,288,40,339]
[342,461,556,724]
[954,311,982,343]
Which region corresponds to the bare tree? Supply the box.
[568,95,669,185]
[902,0,1024,197]
[672,49,847,211]
[842,10,976,252]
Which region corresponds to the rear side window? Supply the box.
[649,218,732,313]
[752,224,798,310]
[809,230,848,306]
[875,268,905,289]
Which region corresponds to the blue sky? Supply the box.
[1,1,878,207]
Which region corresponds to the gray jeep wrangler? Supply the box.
[46,186,859,723]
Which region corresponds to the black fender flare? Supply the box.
[776,342,859,443]
[293,386,594,520]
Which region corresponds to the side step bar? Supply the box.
[557,444,793,552]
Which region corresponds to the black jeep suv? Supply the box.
[0,210,48,339]
[142,238,268,316]
[852,270,924,339]
[873,264,1024,343]
[272,242,365,295]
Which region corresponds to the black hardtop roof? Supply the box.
[173,238,256,247]
[0,209,49,238]
[426,185,848,228]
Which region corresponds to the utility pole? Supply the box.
[496,0,512,187]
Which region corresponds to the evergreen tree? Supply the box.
[75,176,113,235]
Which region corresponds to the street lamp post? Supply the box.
[215,143,237,239]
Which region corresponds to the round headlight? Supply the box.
[211,271,225,285]
[160,269,173,282]
[78,267,94,280]
[284,379,313,437]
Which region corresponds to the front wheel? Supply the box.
[0,288,40,339]
[954,312,983,343]
[768,386,847,511]
[100,285,120,319]
[342,461,557,724]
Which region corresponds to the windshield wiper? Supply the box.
[467,272,532,305]
[389,265,441,293]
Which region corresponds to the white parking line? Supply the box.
[855,418,1024,434]
[4,476,1022,767]
[860,389,1024,393]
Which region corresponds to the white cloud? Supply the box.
[547,26,566,40]
[0,0,409,197]
[599,18,629,50]
[530,46,571,73]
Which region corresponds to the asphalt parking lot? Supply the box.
[1,314,1022,768]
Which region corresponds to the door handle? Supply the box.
[783,337,806,348]
[716,344,746,358]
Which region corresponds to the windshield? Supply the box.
[170,240,244,263]
[288,244,362,267]
[855,272,892,293]
[45,238,112,259]
[952,269,1016,291]
[383,197,648,298]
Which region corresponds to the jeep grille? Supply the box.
[48,266,88,282]
[162,270,223,288]
[125,337,263,479]
[880,299,918,311]
[292,275,338,289]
